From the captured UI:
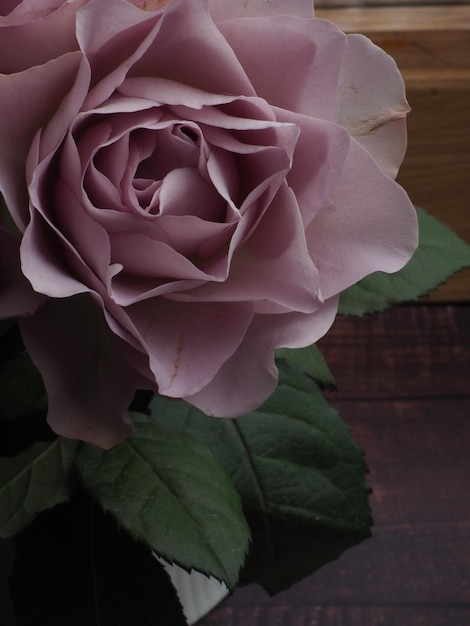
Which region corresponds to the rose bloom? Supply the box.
[0,0,417,447]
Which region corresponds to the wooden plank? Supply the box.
[316,6,470,302]
[318,305,470,399]
[315,6,470,68]
[224,519,470,606]
[335,399,470,526]
[398,71,470,302]
[317,0,462,7]
[200,606,470,626]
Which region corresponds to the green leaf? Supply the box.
[339,206,470,315]
[152,362,372,595]
[0,438,79,538]
[0,351,46,420]
[77,413,250,589]
[276,344,336,390]
[9,491,188,626]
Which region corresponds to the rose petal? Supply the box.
[306,138,418,300]
[0,1,85,73]
[159,167,226,220]
[110,273,205,307]
[0,0,22,17]
[20,209,91,299]
[77,0,163,109]
[118,76,236,109]
[252,297,340,350]
[53,178,115,288]
[24,141,111,299]
[185,297,338,417]
[19,294,145,448]
[128,298,254,397]
[79,0,255,110]
[132,0,255,96]
[218,15,346,120]
[0,52,85,231]
[172,184,322,312]
[0,227,45,318]
[110,232,216,285]
[338,34,410,179]
[273,107,350,227]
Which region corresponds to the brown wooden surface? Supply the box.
[316,6,470,302]
[199,304,470,626]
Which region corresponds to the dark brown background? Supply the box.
[199,303,470,626]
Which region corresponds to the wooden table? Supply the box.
[199,303,470,626]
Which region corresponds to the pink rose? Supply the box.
[0,0,417,447]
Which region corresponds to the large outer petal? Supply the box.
[217,15,345,120]
[0,1,85,74]
[127,298,255,398]
[79,0,254,111]
[130,0,255,96]
[1,0,63,21]
[273,107,350,227]
[21,206,106,300]
[19,294,144,448]
[77,0,163,109]
[306,138,418,301]
[338,34,410,179]
[0,0,22,16]
[185,297,339,417]
[0,52,88,231]
[0,227,45,318]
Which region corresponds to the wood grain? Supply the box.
[199,304,470,626]
[315,6,470,70]
[200,606,470,626]
[317,305,470,398]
